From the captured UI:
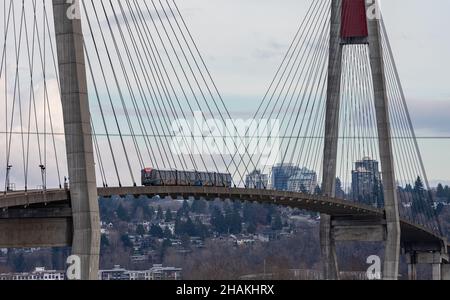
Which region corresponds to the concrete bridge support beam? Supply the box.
[0,218,72,248]
[407,251,449,280]
[52,0,100,280]
[321,0,342,280]
[366,6,401,281]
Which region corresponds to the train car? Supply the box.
[141,168,232,188]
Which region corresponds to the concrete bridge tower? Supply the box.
[321,0,401,280]
[52,0,100,280]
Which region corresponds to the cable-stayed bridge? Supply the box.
[0,0,448,280]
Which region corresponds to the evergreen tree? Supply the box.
[150,224,164,238]
[194,217,209,239]
[142,204,154,221]
[117,204,129,222]
[436,203,445,216]
[185,217,196,236]
[335,178,344,198]
[247,222,257,234]
[373,179,384,208]
[225,207,242,234]
[181,200,191,216]
[412,177,431,218]
[233,200,242,211]
[174,216,184,236]
[136,224,146,236]
[165,209,173,223]
[13,253,25,272]
[272,213,283,231]
[156,206,164,220]
[243,202,255,224]
[101,234,110,248]
[162,238,172,249]
[436,183,445,198]
[211,207,227,234]
[231,210,243,234]
[265,204,276,225]
[163,227,173,239]
[176,207,184,219]
[191,199,207,214]
[405,184,413,192]
[445,186,450,203]
[132,197,147,215]
[121,234,133,249]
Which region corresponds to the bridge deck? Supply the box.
[1,187,447,250]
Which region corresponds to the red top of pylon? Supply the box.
[341,0,369,39]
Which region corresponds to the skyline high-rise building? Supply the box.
[270,164,301,191]
[351,157,382,206]
[287,168,318,194]
[245,170,269,189]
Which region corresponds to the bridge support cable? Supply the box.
[117,0,197,174]
[253,0,331,178]
[380,20,442,236]
[257,0,443,279]
[0,0,67,193]
[5,0,26,193]
[105,0,191,172]
[168,0,260,184]
[42,1,63,189]
[129,0,225,178]
[160,0,259,185]
[91,118,108,188]
[77,0,254,187]
[232,0,332,187]
[282,15,330,180]
[24,0,43,193]
[84,1,144,186]
[227,0,326,180]
[83,0,208,183]
[83,37,123,187]
[124,0,208,175]
[142,0,238,180]
[122,0,202,172]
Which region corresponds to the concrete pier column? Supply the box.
[366,7,401,280]
[407,264,417,281]
[407,264,417,280]
[432,264,442,281]
[52,0,100,280]
[442,264,450,280]
[321,0,343,280]
[406,252,417,280]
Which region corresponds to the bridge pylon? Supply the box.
[321,0,400,280]
[52,0,100,280]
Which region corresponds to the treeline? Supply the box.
[436,184,450,203]
[100,196,286,239]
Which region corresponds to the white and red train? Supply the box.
[141,168,233,188]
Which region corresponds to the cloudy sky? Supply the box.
[173,0,450,183]
[1,0,450,188]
